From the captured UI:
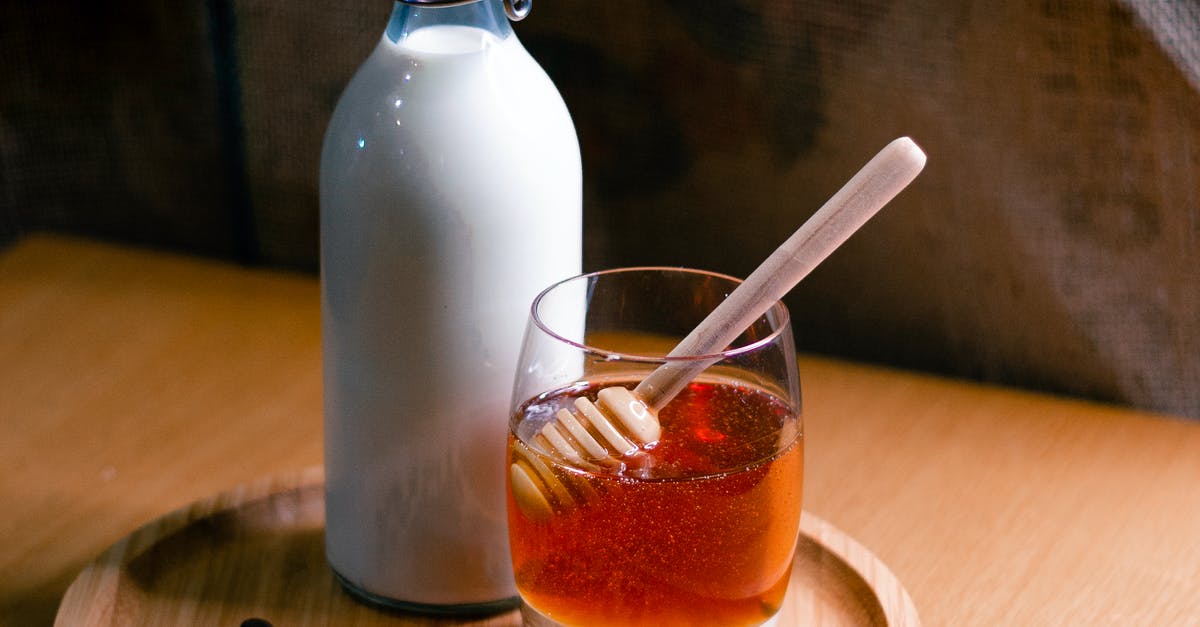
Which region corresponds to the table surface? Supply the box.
[3,235,1199,626]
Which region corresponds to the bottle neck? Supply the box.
[386,0,513,43]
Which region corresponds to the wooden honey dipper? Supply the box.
[511,137,927,517]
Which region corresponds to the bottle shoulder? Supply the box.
[323,31,576,151]
[335,30,547,98]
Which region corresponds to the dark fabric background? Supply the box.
[2,1,1197,418]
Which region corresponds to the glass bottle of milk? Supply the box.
[319,0,580,614]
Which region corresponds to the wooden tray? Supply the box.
[56,467,919,626]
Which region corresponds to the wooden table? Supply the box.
[3,235,1199,626]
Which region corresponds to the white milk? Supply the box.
[319,14,581,610]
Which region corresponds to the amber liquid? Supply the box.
[507,379,803,627]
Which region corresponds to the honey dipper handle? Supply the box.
[635,137,927,410]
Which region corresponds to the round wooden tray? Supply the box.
[56,467,919,626]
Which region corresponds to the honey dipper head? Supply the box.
[595,387,661,444]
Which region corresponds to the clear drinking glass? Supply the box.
[506,267,804,627]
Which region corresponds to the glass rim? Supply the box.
[529,266,793,364]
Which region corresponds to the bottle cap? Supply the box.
[397,0,530,21]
